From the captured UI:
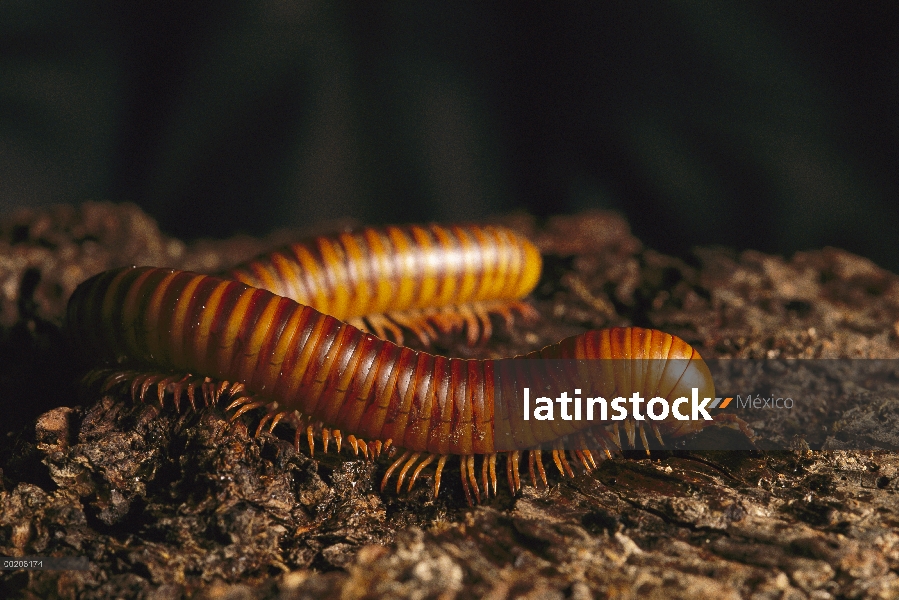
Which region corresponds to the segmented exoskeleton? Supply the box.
[226,224,542,346]
[67,261,753,505]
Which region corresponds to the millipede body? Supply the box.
[226,223,542,345]
[66,224,751,504]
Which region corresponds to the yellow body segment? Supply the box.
[227,223,542,323]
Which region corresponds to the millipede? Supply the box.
[226,223,542,346]
[66,223,753,505]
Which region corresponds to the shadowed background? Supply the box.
[1,2,897,269]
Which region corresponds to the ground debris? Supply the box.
[2,204,899,598]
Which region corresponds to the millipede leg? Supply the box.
[578,448,597,471]
[510,300,539,324]
[528,450,537,488]
[225,395,253,412]
[638,423,651,455]
[473,304,492,344]
[552,444,575,478]
[358,438,369,459]
[408,454,435,491]
[381,450,412,492]
[140,374,164,403]
[395,452,421,493]
[551,448,565,477]
[488,453,497,496]
[431,307,463,335]
[651,423,665,446]
[156,376,178,405]
[412,314,439,345]
[561,445,575,476]
[322,428,331,453]
[369,440,382,459]
[611,423,623,450]
[365,313,405,344]
[573,449,591,473]
[624,419,637,449]
[460,457,473,506]
[170,379,183,410]
[214,380,230,403]
[346,435,360,455]
[387,310,438,345]
[591,429,617,458]
[97,370,131,392]
[186,382,198,411]
[480,455,488,496]
[229,399,266,421]
[255,409,290,436]
[267,410,288,433]
[433,455,448,498]
[458,305,480,347]
[255,412,274,436]
[534,449,547,487]
[206,379,220,406]
[306,425,315,456]
[170,374,193,412]
[599,437,621,458]
[202,379,214,407]
[289,414,307,453]
[491,303,516,330]
[333,429,343,453]
[472,299,539,335]
[129,374,145,401]
[134,374,148,402]
[511,451,521,494]
[467,455,481,504]
[425,308,461,338]
[575,434,597,470]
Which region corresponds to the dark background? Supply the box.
[2,2,897,270]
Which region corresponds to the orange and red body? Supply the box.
[65,223,750,502]
[67,267,716,456]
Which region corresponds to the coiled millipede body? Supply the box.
[66,224,752,505]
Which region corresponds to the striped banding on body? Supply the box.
[66,261,753,505]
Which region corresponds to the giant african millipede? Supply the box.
[66,223,753,505]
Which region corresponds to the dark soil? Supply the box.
[1,203,898,598]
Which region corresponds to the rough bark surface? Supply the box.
[1,203,898,598]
